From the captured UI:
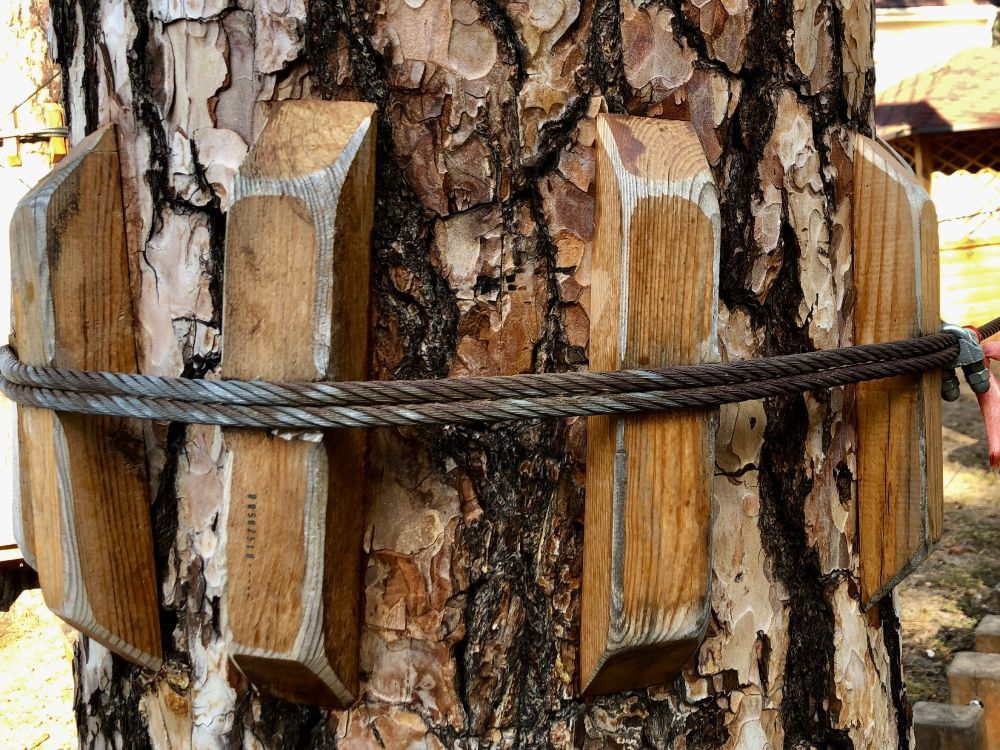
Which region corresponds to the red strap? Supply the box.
[976,375,1000,470]
[972,331,1000,470]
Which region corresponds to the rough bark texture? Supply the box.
[47,0,909,746]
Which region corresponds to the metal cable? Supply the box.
[2,317,994,430]
[0,347,959,430]
[978,317,1000,341]
[0,335,960,408]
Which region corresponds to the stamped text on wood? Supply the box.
[221,100,375,707]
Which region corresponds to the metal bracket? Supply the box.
[942,324,990,399]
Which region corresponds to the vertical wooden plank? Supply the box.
[854,133,943,607]
[581,115,720,696]
[13,423,36,569]
[221,100,375,707]
[9,126,161,668]
[948,653,1000,750]
[921,199,944,546]
[913,135,932,193]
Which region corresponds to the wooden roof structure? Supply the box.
[876,48,1000,140]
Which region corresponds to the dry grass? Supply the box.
[0,590,75,749]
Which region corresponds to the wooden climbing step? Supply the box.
[9,125,162,669]
[581,114,721,696]
[220,100,376,707]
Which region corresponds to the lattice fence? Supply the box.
[922,129,1000,327]
[886,130,1000,176]
[889,136,919,171]
[930,130,1000,174]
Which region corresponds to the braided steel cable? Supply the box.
[0,334,961,408]
[0,345,960,430]
[3,316,996,429]
[978,317,1000,341]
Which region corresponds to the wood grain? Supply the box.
[581,115,720,696]
[854,133,943,607]
[9,126,161,669]
[14,416,37,570]
[221,100,375,707]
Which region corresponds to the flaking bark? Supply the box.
[47,0,906,746]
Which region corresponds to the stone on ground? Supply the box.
[948,652,1000,749]
[913,701,986,749]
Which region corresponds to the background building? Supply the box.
[875,0,999,328]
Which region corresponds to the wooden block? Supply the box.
[914,701,987,750]
[221,101,375,707]
[12,433,36,570]
[580,115,720,696]
[948,652,1000,750]
[854,133,943,607]
[9,126,161,669]
[977,617,1000,655]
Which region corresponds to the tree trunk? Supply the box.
[50,0,908,746]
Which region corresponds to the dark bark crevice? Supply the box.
[682,698,730,748]
[187,140,229,328]
[758,393,854,750]
[248,700,337,749]
[754,224,853,749]
[472,0,527,88]
[307,0,460,381]
[149,422,186,660]
[880,596,913,750]
[49,0,77,130]
[661,0,737,79]
[528,182,582,370]
[714,68,780,314]
[74,640,153,749]
[586,0,629,114]
[816,0,853,128]
[442,417,579,743]
[515,94,591,191]
[81,0,101,133]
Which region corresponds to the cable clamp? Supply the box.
[942,323,990,400]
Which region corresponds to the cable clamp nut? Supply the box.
[942,323,991,399]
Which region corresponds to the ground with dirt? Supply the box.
[0,588,75,749]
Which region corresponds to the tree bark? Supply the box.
[48,0,909,746]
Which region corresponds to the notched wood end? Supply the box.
[221,100,375,708]
[582,632,706,698]
[853,133,943,608]
[234,655,353,709]
[11,123,162,669]
[581,115,719,696]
